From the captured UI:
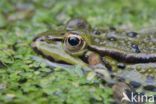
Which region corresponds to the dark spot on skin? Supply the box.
[129,81,141,88]
[117,77,125,82]
[143,85,156,92]
[127,32,138,38]
[92,29,101,35]
[117,63,126,69]
[131,44,141,53]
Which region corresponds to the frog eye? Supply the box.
[64,33,86,52]
[67,36,80,46]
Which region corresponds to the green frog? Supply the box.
[32,18,156,103]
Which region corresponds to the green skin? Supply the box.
[32,18,156,93]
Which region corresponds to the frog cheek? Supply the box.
[33,41,88,67]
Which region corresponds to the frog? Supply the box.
[32,18,156,103]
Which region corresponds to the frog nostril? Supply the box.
[129,81,141,88]
[131,44,141,53]
[68,36,80,46]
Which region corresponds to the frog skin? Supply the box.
[32,18,156,100]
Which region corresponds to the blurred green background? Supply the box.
[0,0,156,104]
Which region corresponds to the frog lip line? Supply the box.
[88,45,156,64]
[32,46,71,65]
[33,35,63,42]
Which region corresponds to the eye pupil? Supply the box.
[68,36,79,46]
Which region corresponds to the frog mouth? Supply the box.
[32,35,63,43]
[32,43,71,65]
